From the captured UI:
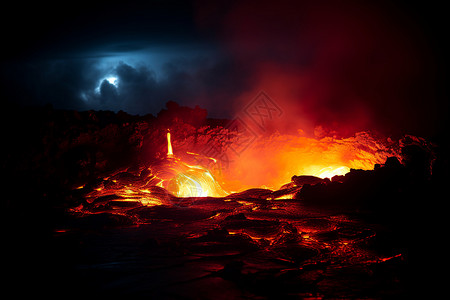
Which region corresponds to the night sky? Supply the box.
[1,0,448,139]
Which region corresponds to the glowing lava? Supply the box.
[157,130,228,198]
[309,166,351,179]
[166,165,227,197]
[74,128,399,214]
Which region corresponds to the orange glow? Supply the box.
[217,131,396,191]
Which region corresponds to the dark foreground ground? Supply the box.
[4,198,405,298]
[5,185,446,299]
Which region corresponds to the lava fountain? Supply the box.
[154,130,228,197]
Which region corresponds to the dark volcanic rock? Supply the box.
[295,156,410,208]
[187,228,258,256]
[130,205,215,222]
[292,175,328,186]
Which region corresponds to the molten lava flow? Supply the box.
[73,127,400,215]
[157,130,228,197]
[73,130,229,214]
[166,164,227,197]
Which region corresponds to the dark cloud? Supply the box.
[1,48,254,117]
